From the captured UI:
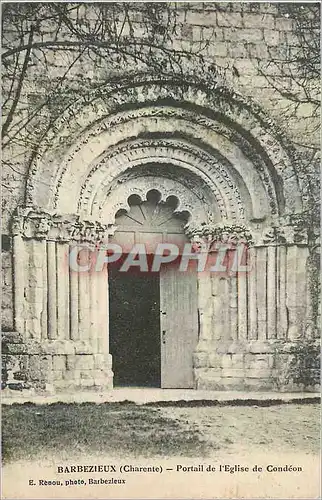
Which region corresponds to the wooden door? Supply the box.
[160,265,198,388]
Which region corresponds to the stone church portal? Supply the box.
[4,89,317,392]
[2,4,319,393]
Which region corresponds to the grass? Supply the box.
[2,402,320,465]
[2,402,209,464]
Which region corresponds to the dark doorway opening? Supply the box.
[108,258,160,387]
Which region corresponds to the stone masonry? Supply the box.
[2,3,320,393]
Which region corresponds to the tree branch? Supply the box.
[2,26,34,138]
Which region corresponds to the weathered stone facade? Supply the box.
[2,3,320,393]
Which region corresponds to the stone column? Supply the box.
[255,246,267,340]
[47,241,57,340]
[229,274,238,341]
[56,242,70,340]
[247,246,257,340]
[13,234,25,334]
[24,240,46,341]
[78,247,90,341]
[286,245,309,339]
[197,271,213,344]
[69,245,79,341]
[296,246,310,336]
[276,245,288,339]
[89,266,99,353]
[41,241,48,340]
[286,246,298,339]
[212,275,230,341]
[266,245,277,339]
[236,246,248,341]
[96,265,109,354]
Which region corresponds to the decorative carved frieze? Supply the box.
[257,222,310,246]
[185,219,314,249]
[11,206,314,248]
[185,222,254,251]
[11,207,116,243]
[258,226,286,246]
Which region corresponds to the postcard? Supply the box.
[1,2,320,499]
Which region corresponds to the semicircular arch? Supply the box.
[25,76,303,227]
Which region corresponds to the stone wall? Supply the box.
[2,3,319,226]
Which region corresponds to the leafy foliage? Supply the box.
[286,339,320,389]
[2,3,215,154]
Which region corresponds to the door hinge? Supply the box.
[197,308,200,339]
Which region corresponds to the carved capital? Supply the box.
[185,222,254,252]
[11,216,25,236]
[10,207,115,243]
[11,207,52,239]
[257,224,309,246]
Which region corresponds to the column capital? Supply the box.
[10,206,116,244]
[184,221,254,251]
[256,223,310,247]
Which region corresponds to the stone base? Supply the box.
[2,336,320,394]
[193,339,321,392]
[2,335,113,393]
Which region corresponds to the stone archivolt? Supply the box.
[26,81,303,219]
[63,117,274,221]
[26,77,301,214]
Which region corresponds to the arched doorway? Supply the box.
[8,80,312,393]
[109,189,198,388]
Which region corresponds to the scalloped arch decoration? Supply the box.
[97,174,212,226]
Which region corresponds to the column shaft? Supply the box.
[47,241,57,339]
[97,265,109,354]
[69,245,79,340]
[229,274,238,341]
[237,245,248,340]
[89,268,99,352]
[212,276,229,341]
[197,272,213,342]
[78,248,90,340]
[13,234,25,334]
[286,246,309,339]
[56,243,70,340]
[256,246,267,340]
[267,246,277,339]
[277,245,287,339]
[247,247,257,340]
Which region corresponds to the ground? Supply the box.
[3,401,319,463]
[2,401,320,499]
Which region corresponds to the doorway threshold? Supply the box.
[1,386,320,405]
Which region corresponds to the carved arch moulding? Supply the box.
[76,139,246,223]
[25,78,304,225]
